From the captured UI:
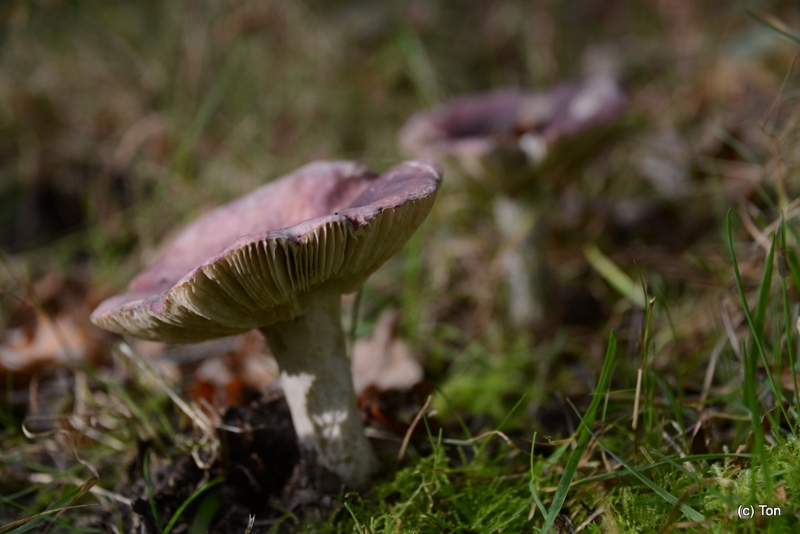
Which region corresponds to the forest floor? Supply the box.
[2,1,800,532]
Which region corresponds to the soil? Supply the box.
[88,392,345,534]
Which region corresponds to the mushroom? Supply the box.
[399,79,626,327]
[90,160,443,487]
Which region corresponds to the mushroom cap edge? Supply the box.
[90,160,443,343]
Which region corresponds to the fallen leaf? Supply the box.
[351,309,423,394]
[0,310,105,372]
[186,331,278,407]
[780,367,800,392]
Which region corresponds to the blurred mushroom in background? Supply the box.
[399,78,627,329]
[90,160,443,488]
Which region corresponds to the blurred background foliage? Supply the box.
[0,0,794,328]
[1,0,793,265]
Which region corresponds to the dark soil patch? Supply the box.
[89,392,346,534]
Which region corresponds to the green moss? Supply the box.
[315,445,538,533]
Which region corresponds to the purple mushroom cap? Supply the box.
[91,160,443,343]
[399,79,627,194]
[90,159,443,488]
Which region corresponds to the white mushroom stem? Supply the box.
[260,290,377,488]
[493,195,546,328]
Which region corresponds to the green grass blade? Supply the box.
[528,432,549,519]
[783,223,800,294]
[751,228,775,339]
[91,368,164,447]
[654,284,685,429]
[478,393,527,458]
[162,477,224,534]
[649,450,736,511]
[0,477,97,533]
[573,453,752,487]
[171,42,246,175]
[575,413,705,523]
[343,500,368,534]
[396,28,441,105]
[584,245,643,306]
[144,451,161,532]
[748,10,800,46]
[779,221,800,421]
[422,511,457,531]
[188,492,222,534]
[539,330,617,534]
[726,211,779,398]
[726,210,774,498]
[750,229,787,428]
[634,261,657,438]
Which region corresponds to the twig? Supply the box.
[574,506,605,533]
[397,395,432,463]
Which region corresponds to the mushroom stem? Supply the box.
[260,290,377,488]
[493,195,546,328]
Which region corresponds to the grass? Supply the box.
[3,0,800,532]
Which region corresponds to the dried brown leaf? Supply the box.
[351,309,423,395]
[0,310,105,373]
